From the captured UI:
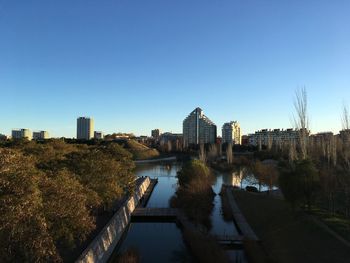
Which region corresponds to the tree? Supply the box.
[226,143,233,165]
[40,170,98,251]
[199,143,206,163]
[279,161,302,209]
[340,104,350,216]
[177,159,212,187]
[207,143,218,162]
[171,160,215,229]
[0,149,60,262]
[251,161,278,192]
[65,149,128,211]
[296,159,319,210]
[293,88,309,160]
[279,159,319,210]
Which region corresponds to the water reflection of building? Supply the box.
[223,170,243,188]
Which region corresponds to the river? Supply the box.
[110,161,249,262]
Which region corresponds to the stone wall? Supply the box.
[75,177,151,263]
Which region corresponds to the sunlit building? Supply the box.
[12,128,32,140]
[183,107,217,145]
[33,131,49,140]
[222,121,241,145]
[248,128,306,147]
[77,117,94,140]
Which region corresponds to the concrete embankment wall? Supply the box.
[75,177,151,263]
[134,156,177,164]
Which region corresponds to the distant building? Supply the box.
[310,132,333,144]
[77,117,94,140]
[33,131,49,140]
[151,129,161,140]
[339,129,350,139]
[241,135,250,146]
[159,132,183,151]
[94,131,104,140]
[222,121,241,145]
[248,128,306,147]
[104,133,134,140]
[12,129,32,140]
[183,107,217,145]
[136,136,149,143]
[335,129,350,145]
[160,132,183,144]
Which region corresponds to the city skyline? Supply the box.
[1,1,350,137]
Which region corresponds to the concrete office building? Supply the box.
[12,129,32,140]
[94,131,104,140]
[183,107,217,145]
[222,121,241,145]
[33,131,50,140]
[77,117,94,140]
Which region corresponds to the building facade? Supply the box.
[151,129,161,140]
[222,121,241,145]
[94,131,104,140]
[183,107,217,145]
[77,117,94,140]
[248,128,303,147]
[12,129,32,140]
[33,131,49,140]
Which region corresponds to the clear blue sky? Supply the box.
[1,0,350,137]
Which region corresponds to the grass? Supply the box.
[311,208,350,243]
[232,190,350,263]
[124,140,160,160]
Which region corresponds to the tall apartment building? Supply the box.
[151,129,161,139]
[12,129,32,140]
[33,131,49,140]
[77,117,94,140]
[183,107,217,145]
[222,121,241,145]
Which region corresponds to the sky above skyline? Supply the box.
[1,0,350,138]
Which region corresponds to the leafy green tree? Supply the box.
[0,148,60,262]
[171,160,215,229]
[279,159,319,210]
[177,159,211,187]
[65,147,134,211]
[40,170,98,251]
[296,159,319,209]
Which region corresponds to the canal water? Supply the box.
[112,161,250,262]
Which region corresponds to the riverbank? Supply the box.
[232,189,350,263]
[75,177,151,263]
[134,156,177,164]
